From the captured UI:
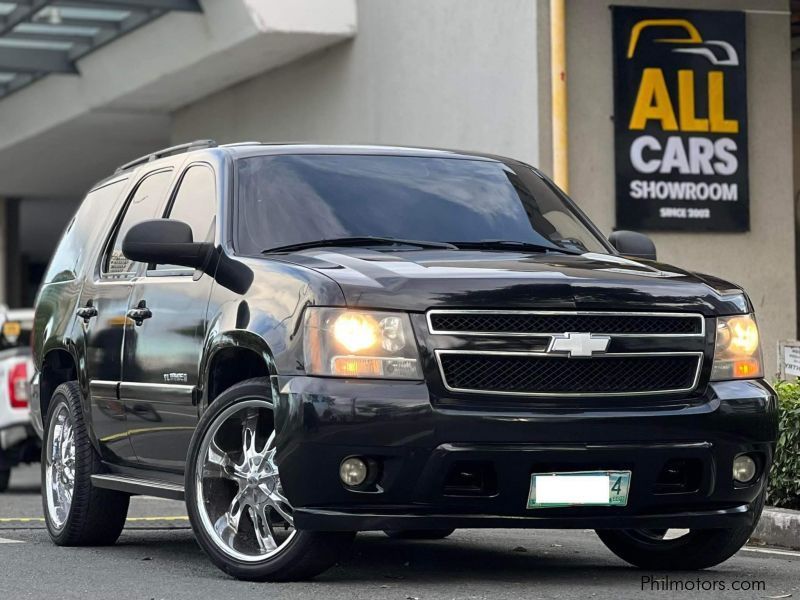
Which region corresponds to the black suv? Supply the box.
[32,141,776,581]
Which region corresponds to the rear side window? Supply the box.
[104,170,173,277]
[43,178,128,284]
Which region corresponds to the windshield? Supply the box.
[235,154,608,256]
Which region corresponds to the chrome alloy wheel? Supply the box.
[195,399,296,562]
[45,404,76,530]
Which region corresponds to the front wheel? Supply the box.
[185,377,353,581]
[596,528,750,570]
[597,491,764,570]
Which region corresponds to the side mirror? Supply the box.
[122,219,213,270]
[608,230,657,261]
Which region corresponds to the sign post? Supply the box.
[779,340,800,380]
[612,7,748,232]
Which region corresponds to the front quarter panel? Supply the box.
[201,255,346,398]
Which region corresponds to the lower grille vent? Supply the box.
[437,352,701,396]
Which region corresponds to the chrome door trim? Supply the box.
[118,381,195,405]
[89,379,119,395]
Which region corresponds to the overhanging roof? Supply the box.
[0,0,357,197]
[0,0,202,98]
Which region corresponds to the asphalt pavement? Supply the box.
[1,464,798,600]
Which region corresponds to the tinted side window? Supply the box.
[166,165,216,242]
[43,178,128,284]
[104,170,173,276]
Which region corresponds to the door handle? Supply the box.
[127,302,152,326]
[76,303,98,323]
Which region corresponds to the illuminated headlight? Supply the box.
[303,308,422,379]
[711,314,763,380]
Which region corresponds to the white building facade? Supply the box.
[0,0,794,371]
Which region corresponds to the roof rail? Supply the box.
[115,139,218,173]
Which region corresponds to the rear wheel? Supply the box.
[185,377,353,581]
[384,529,456,540]
[42,381,130,545]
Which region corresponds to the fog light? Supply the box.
[733,454,757,483]
[339,457,369,487]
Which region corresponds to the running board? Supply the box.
[91,474,185,501]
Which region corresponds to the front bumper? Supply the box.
[0,423,39,466]
[0,423,33,450]
[273,376,777,532]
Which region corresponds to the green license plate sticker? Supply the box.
[527,470,631,509]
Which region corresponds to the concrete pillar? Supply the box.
[0,198,7,307]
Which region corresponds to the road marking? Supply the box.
[127,516,189,522]
[0,537,23,543]
[0,518,44,523]
[0,516,188,523]
[743,546,800,558]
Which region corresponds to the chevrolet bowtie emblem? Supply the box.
[548,332,610,357]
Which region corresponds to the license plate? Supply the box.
[527,470,631,509]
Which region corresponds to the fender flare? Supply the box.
[199,329,278,403]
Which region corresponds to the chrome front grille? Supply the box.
[427,310,706,397]
[427,310,704,337]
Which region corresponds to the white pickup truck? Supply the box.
[0,308,36,492]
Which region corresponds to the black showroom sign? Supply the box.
[612,6,748,231]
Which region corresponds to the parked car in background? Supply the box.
[0,307,36,492]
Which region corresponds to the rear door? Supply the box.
[120,163,218,472]
[81,169,174,464]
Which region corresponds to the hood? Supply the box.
[277,249,750,316]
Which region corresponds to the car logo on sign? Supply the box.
[548,332,611,358]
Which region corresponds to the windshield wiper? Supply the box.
[446,239,582,255]
[262,236,458,254]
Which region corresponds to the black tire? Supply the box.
[596,491,765,570]
[384,529,456,540]
[0,468,9,492]
[42,381,130,546]
[185,377,354,582]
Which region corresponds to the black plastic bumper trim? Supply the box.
[294,503,753,532]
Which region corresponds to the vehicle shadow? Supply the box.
[110,528,732,586]
[328,532,634,584]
